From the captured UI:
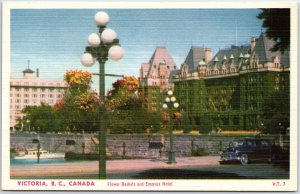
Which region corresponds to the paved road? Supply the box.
[10,156,289,179]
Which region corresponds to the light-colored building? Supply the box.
[10,67,67,130]
[139,47,177,90]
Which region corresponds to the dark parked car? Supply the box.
[219,138,273,165]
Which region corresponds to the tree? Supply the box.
[261,91,289,134]
[55,70,100,133]
[17,103,60,133]
[257,9,290,53]
[106,76,161,133]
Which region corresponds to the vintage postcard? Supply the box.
[1,1,297,191]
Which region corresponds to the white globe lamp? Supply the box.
[108,45,124,61]
[81,53,95,67]
[88,33,101,47]
[167,90,173,96]
[162,104,168,109]
[170,96,176,102]
[94,11,110,26]
[101,29,117,43]
[174,102,179,108]
[165,97,170,103]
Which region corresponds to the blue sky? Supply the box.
[11,9,263,92]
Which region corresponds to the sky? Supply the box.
[11,9,263,92]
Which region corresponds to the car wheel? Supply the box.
[240,154,249,165]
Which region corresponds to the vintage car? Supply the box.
[219,138,273,165]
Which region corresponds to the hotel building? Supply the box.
[10,67,67,130]
[172,33,290,131]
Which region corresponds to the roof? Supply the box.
[22,68,35,74]
[148,47,176,67]
[253,33,289,67]
[209,45,251,69]
[184,47,206,73]
[168,69,181,83]
[146,47,176,78]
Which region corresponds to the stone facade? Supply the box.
[10,133,286,158]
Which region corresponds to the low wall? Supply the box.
[10,132,287,158]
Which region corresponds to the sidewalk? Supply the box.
[10,156,220,178]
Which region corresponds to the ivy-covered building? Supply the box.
[172,33,290,133]
[139,47,178,111]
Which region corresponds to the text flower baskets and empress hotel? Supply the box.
[140,33,289,133]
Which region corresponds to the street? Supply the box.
[10,156,289,179]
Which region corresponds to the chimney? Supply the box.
[204,48,212,63]
[36,68,39,77]
[251,37,256,52]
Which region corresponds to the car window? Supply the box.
[246,140,256,147]
[260,140,270,147]
[230,141,244,147]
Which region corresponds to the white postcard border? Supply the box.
[1,1,298,191]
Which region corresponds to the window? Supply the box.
[33,94,37,98]
[246,140,256,147]
[49,94,53,98]
[261,140,270,147]
[15,99,20,103]
[24,88,29,92]
[40,94,45,98]
[24,99,29,104]
[24,94,29,98]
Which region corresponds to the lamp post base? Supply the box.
[167,151,176,164]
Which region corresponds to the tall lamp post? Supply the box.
[26,119,30,131]
[162,90,179,164]
[80,11,124,179]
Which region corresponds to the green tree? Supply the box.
[262,91,289,134]
[106,76,161,134]
[257,8,290,53]
[17,103,60,133]
[55,70,100,133]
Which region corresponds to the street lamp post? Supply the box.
[80,11,124,179]
[26,119,30,131]
[162,90,179,164]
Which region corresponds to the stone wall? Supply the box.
[10,132,286,158]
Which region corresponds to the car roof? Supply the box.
[244,138,270,141]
